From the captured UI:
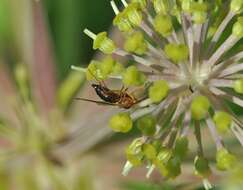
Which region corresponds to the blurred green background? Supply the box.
[0,0,242,190]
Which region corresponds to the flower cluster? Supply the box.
[73,0,243,188]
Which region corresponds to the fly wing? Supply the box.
[75,97,117,106]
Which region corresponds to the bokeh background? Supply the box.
[0,0,243,189]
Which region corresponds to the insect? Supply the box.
[75,69,143,109]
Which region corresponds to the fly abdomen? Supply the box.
[92,84,120,103]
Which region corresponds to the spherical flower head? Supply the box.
[232,17,243,38]
[153,14,173,37]
[233,78,243,94]
[149,80,169,103]
[213,111,232,134]
[191,96,210,120]
[136,114,156,136]
[164,44,189,63]
[109,113,133,133]
[230,0,243,14]
[83,0,243,186]
[122,65,146,86]
[216,149,237,171]
[124,31,147,55]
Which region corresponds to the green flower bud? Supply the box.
[166,156,181,178]
[152,0,168,14]
[230,0,243,13]
[164,43,189,63]
[232,17,243,38]
[124,32,147,55]
[113,12,132,32]
[122,66,146,86]
[93,32,116,54]
[86,61,103,81]
[191,95,210,120]
[152,140,162,152]
[181,0,193,12]
[132,0,147,9]
[153,14,173,37]
[156,147,172,163]
[112,62,125,75]
[109,113,133,133]
[192,11,207,24]
[173,137,189,160]
[154,147,172,176]
[234,78,243,94]
[136,114,156,136]
[124,3,143,26]
[213,111,232,134]
[126,138,144,166]
[149,80,169,103]
[216,148,236,171]
[100,56,116,77]
[191,2,208,12]
[142,143,157,160]
[194,156,211,177]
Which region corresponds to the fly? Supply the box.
[75,69,143,109]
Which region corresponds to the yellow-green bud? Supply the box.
[126,138,144,166]
[86,61,103,80]
[191,95,210,120]
[164,43,189,63]
[166,156,181,178]
[153,0,168,14]
[194,156,211,178]
[192,11,207,24]
[191,2,208,12]
[100,56,116,77]
[173,137,189,160]
[230,0,243,13]
[136,114,156,136]
[122,66,146,86]
[124,3,143,26]
[132,0,147,9]
[234,78,243,94]
[154,147,172,176]
[124,32,147,55]
[93,32,116,54]
[149,80,169,103]
[213,111,232,134]
[232,17,243,38]
[181,0,193,12]
[153,14,173,37]
[216,148,236,171]
[142,143,157,160]
[113,12,132,32]
[109,113,133,133]
[112,62,125,75]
